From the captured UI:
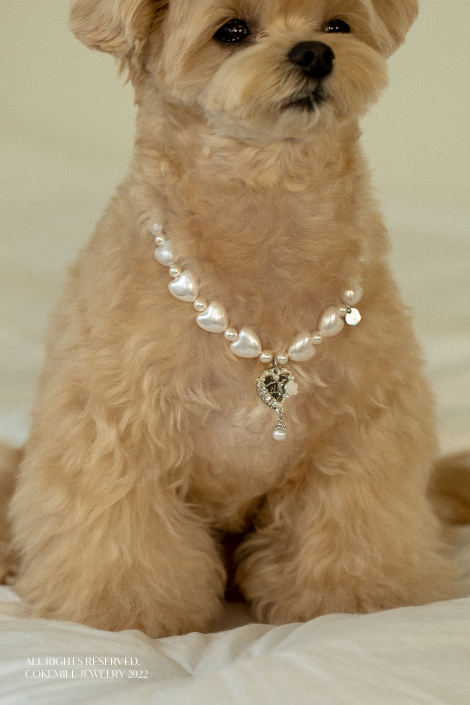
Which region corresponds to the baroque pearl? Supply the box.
[230,328,262,358]
[154,240,174,267]
[319,306,344,337]
[288,333,316,362]
[342,283,363,307]
[168,270,199,302]
[273,427,287,442]
[155,235,165,247]
[196,301,229,333]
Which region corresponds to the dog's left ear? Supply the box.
[70,0,167,70]
[371,0,419,56]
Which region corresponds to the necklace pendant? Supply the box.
[257,365,299,441]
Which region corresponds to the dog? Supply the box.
[1,0,467,637]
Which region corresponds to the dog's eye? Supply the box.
[214,19,250,43]
[323,19,351,33]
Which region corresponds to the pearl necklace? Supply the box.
[149,215,362,442]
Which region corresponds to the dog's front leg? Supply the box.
[10,413,225,637]
[236,431,459,624]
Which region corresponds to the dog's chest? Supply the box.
[186,397,307,529]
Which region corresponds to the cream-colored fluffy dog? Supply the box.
[2,0,466,637]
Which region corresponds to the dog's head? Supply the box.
[71,0,418,142]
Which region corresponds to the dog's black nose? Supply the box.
[288,41,335,80]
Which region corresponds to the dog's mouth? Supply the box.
[282,84,326,112]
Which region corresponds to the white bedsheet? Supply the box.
[1,585,470,705]
[0,139,469,703]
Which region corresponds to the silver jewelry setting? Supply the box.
[257,366,299,442]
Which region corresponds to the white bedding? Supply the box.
[0,139,469,703]
[1,585,470,705]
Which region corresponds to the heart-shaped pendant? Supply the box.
[257,365,299,442]
[288,333,316,362]
[230,328,262,358]
[168,271,199,302]
[196,301,228,333]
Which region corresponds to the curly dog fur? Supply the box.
[2,0,466,637]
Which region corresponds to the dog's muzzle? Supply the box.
[283,41,334,112]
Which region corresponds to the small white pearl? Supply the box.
[259,351,274,364]
[224,328,238,342]
[273,428,287,442]
[149,221,164,236]
[338,304,348,317]
[311,331,323,345]
[193,298,207,312]
[169,265,182,278]
[275,353,289,366]
[155,235,166,247]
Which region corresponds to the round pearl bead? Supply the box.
[169,265,182,278]
[273,427,287,442]
[275,353,289,366]
[224,328,238,342]
[193,298,208,312]
[259,351,274,364]
[311,331,323,344]
[338,304,348,317]
[149,221,164,236]
[155,235,166,247]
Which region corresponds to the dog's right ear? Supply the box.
[371,0,419,56]
[70,0,167,66]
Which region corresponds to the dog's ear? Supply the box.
[371,0,419,56]
[70,0,167,66]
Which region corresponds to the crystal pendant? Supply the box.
[257,365,299,441]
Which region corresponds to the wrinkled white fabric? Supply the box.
[0,585,470,705]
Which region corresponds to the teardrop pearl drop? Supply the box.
[273,427,287,442]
